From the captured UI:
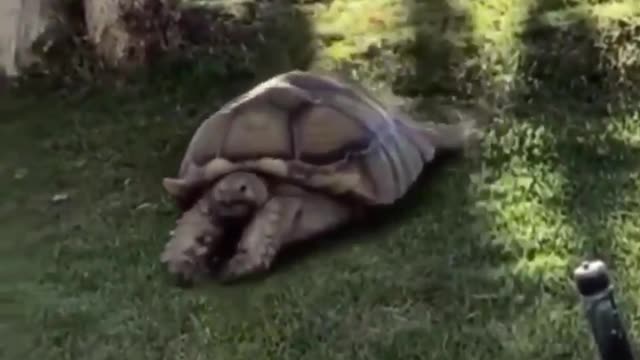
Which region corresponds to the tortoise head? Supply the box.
[208,171,269,219]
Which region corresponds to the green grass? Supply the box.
[3,0,640,359]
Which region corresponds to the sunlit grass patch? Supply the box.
[307,0,412,67]
[471,119,576,283]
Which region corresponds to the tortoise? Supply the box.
[160,70,480,284]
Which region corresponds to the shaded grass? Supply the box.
[3,0,640,359]
[0,90,508,359]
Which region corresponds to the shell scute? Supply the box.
[296,104,372,165]
[221,103,293,160]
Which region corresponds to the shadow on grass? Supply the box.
[394,0,480,100]
[512,3,640,273]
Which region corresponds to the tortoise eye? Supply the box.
[239,184,248,193]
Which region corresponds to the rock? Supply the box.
[14,168,28,179]
[51,192,70,203]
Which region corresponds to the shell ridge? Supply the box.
[307,88,390,131]
[380,136,406,199]
[288,102,315,161]
[283,70,391,115]
[216,108,234,158]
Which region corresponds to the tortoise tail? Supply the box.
[391,100,491,161]
[394,115,480,162]
[390,98,494,158]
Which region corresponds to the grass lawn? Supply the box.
[3,0,640,359]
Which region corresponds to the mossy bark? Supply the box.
[83,0,179,69]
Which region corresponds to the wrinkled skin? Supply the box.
[160,171,355,284]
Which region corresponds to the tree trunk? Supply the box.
[0,0,57,76]
[83,0,178,69]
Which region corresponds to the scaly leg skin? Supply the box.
[160,198,223,286]
[217,187,353,283]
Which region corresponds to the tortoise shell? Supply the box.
[162,70,470,210]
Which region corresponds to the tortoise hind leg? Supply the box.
[217,188,353,283]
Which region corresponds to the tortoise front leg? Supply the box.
[217,190,353,283]
[160,198,223,285]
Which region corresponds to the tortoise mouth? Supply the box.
[215,200,254,219]
[206,218,246,273]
